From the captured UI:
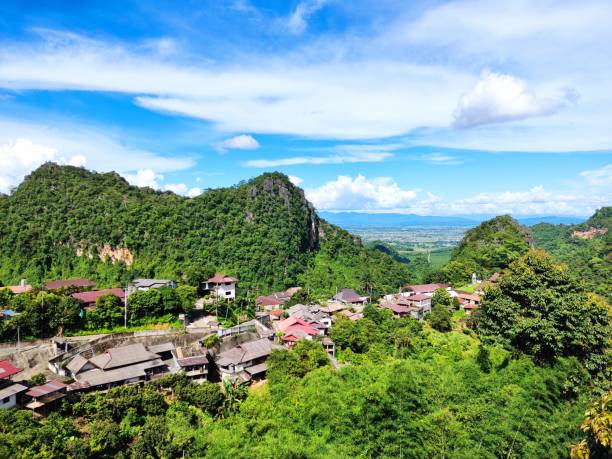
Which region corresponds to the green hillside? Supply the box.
[532,207,612,296]
[0,163,413,296]
[442,215,532,285]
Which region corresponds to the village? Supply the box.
[0,272,496,417]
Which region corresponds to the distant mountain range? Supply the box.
[319,212,586,228]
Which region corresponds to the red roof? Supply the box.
[406,294,430,301]
[45,278,95,290]
[207,273,237,284]
[277,316,320,337]
[25,380,68,398]
[463,303,480,309]
[407,284,446,294]
[4,285,33,294]
[269,309,285,317]
[256,295,285,307]
[71,288,125,304]
[384,304,411,314]
[458,293,481,302]
[0,359,23,379]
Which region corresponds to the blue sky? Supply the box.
[0,0,610,215]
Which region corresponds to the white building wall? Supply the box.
[0,394,16,410]
[215,283,236,299]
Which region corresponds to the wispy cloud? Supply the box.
[286,0,326,34]
[419,152,462,166]
[580,163,612,186]
[243,151,392,168]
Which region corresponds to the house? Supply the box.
[405,284,451,297]
[285,304,332,331]
[256,287,300,311]
[332,288,368,305]
[71,288,125,311]
[463,303,480,315]
[3,280,32,295]
[381,302,412,318]
[174,345,209,382]
[0,383,27,409]
[457,292,481,306]
[25,380,68,415]
[322,337,336,358]
[0,359,23,381]
[44,278,96,291]
[275,316,322,347]
[203,274,237,300]
[338,309,364,321]
[128,279,176,294]
[68,343,168,391]
[216,338,280,382]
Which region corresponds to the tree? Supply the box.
[570,390,612,458]
[478,249,611,373]
[87,293,123,329]
[428,304,452,332]
[431,288,453,309]
[176,285,197,314]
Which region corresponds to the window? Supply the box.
[226,291,231,296]
[1,396,9,404]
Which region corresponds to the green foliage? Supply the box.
[444,215,531,285]
[532,206,612,296]
[570,390,612,458]
[175,284,197,314]
[0,165,412,298]
[203,334,220,348]
[478,250,611,382]
[87,293,124,329]
[27,373,47,386]
[428,304,452,332]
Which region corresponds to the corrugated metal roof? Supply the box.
[0,383,28,399]
[89,343,160,370]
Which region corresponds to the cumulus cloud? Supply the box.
[288,175,303,186]
[0,138,88,193]
[305,175,418,211]
[286,0,326,34]
[453,71,578,128]
[163,183,202,197]
[123,169,162,189]
[580,164,612,186]
[244,151,392,168]
[216,134,260,151]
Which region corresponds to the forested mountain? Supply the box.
[0,163,413,295]
[532,207,612,296]
[442,215,532,285]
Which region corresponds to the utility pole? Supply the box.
[124,284,128,329]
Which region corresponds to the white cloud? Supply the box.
[453,71,577,128]
[244,151,392,168]
[306,175,418,211]
[187,187,202,198]
[0,138,89,193]
[162,183,202,197]
[286,0,326,34]
[419,152,462,165]
[288,175,303,186]
[216,134,259,151]
[124,169,162,189]
[0,117,194,178]
[580,164,612,186]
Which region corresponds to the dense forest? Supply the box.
[532,207,612,296]
[0,163,413,296]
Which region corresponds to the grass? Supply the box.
[67,319,183,337]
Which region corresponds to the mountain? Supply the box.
[442,215,532,285]
[0,164,414,296]
[532,207,611,295]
